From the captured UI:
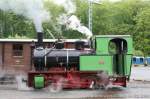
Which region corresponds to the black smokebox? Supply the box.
[37,32,43,47]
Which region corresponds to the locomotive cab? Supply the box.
[80,35,133,86]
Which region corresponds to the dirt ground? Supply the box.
[0,66,150,99]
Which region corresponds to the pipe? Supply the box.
[46,29,55,39]
[37,32,43,47]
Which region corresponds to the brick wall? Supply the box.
[0,43,2,70]
[3,43,32,73]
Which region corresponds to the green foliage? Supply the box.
[62,29,85,39]
[0,10,36,38]
[8,34,29,39]
[133,50,144,56]
[0,0,150,55]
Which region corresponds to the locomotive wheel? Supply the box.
[48,82,62,92]
[90,81,100,89]
[82,72,109,89]
[90,80,106,90]
[48,78,64,92]
[96,71,109,88]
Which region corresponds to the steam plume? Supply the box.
[0,0,50,32]
[58,15,93,39]
[67,15,93,39]
[53,0,76,14]
[54,0,93,39]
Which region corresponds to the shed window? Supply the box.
[13,44,23,57]
[133,58,136,62]
[140,58,143,62]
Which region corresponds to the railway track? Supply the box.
[0,80,150,99]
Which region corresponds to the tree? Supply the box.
[134,7,150,55]
[0,0,150,55]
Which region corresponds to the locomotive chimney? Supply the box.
[37,32,43,47]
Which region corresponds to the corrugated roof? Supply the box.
[95,35,131,38]
[0,39,88,43]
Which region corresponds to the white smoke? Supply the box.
[54,0,93,39]
[0,0,50,32]
[66,15,92,39]
[53,0,76,14]
[58,15,93,39]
